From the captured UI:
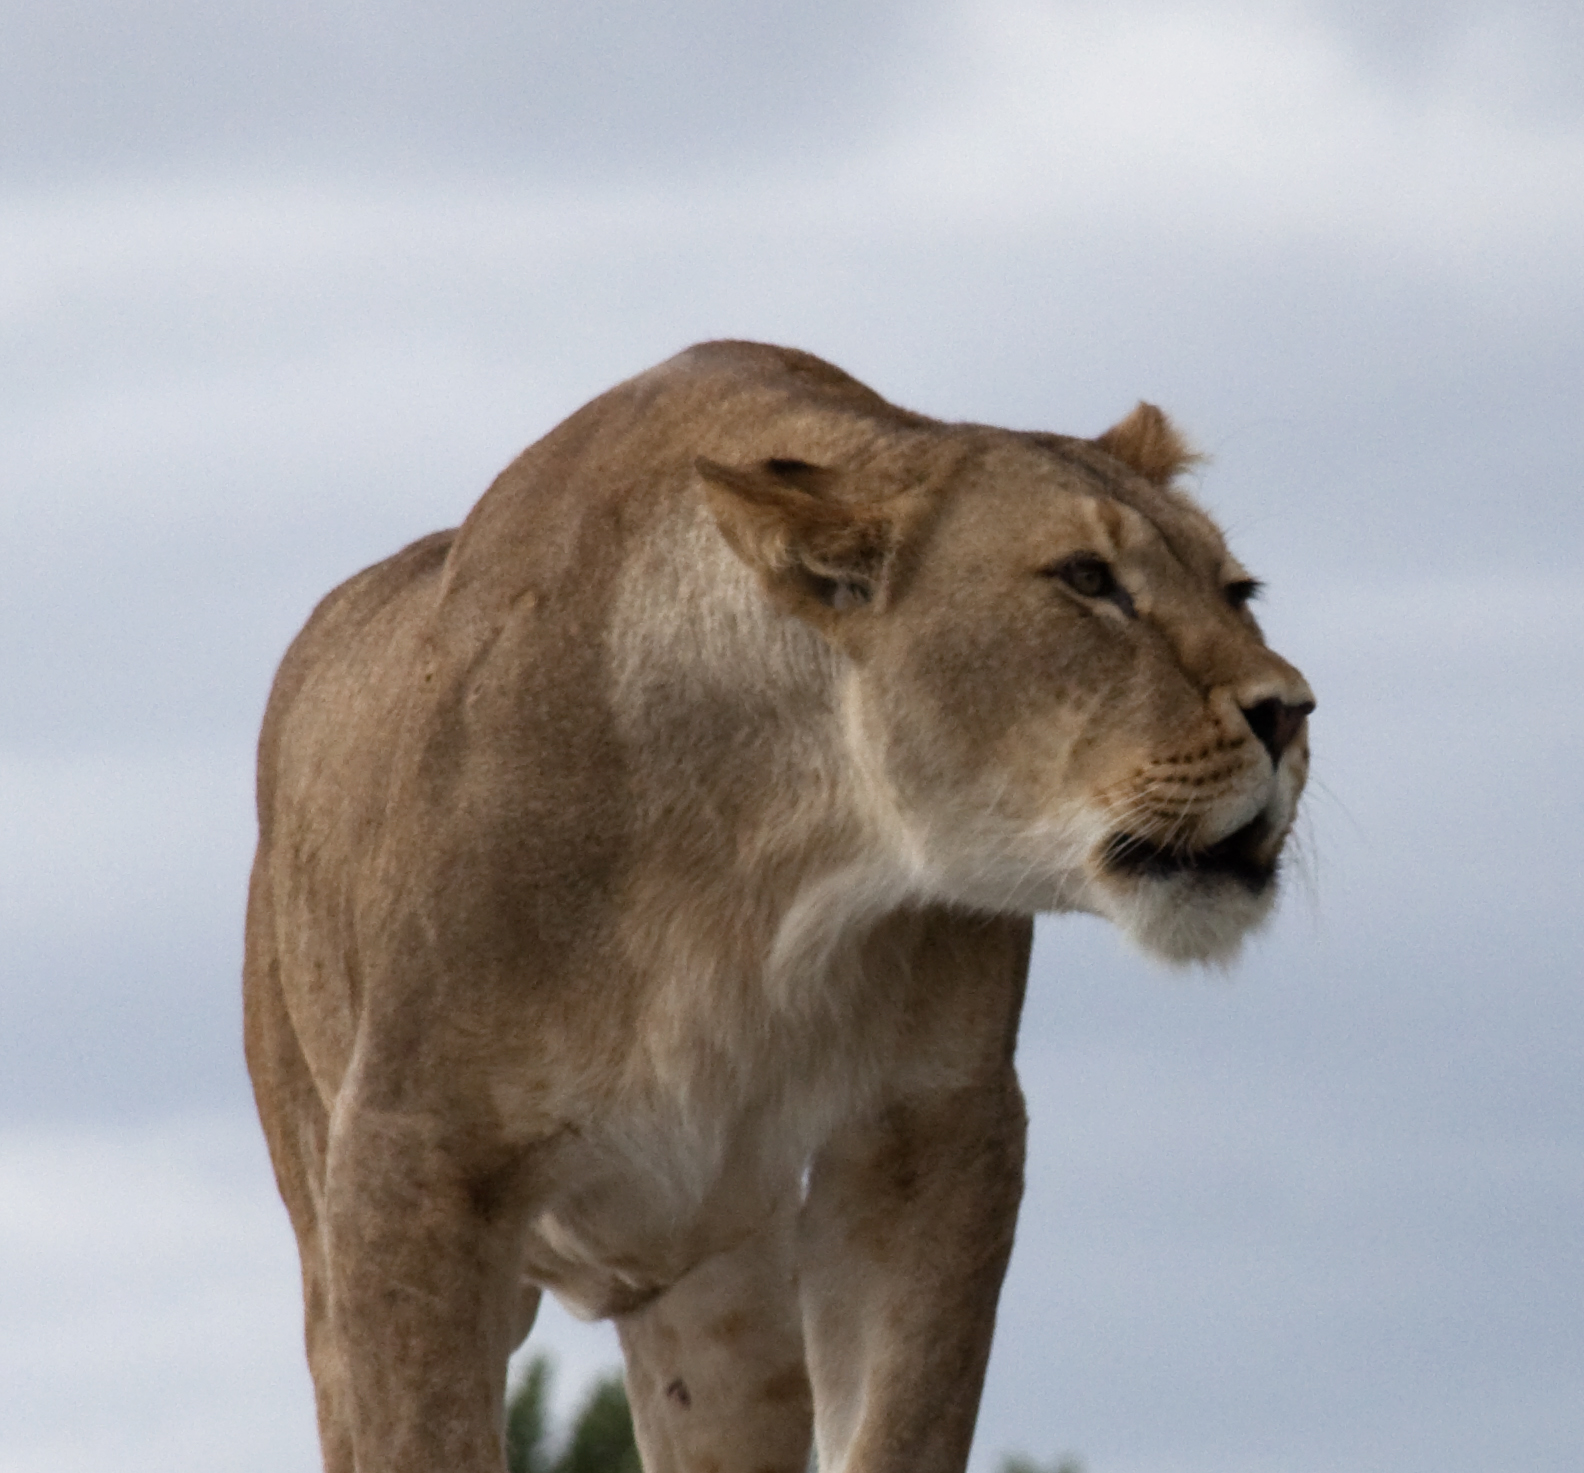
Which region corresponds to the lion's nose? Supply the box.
[1240,697,1314,765]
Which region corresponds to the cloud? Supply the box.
[0,1116,316,1473]
[0,1113,672,1472]
[0,746,253,1119]
[3,4,1582,1470]
[0,0,945,187]
[7,1,1580,275]
[1307,0,1584,125]
[985,906,1584,1473]
[847,0,1584,281]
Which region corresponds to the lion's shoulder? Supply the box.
[663,340,914,414]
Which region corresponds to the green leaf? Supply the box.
[505,1356,555,1473]
[998,1456,1084,1473]
[554,1374,642,1473]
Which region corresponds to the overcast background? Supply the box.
[3,2,1581,1471]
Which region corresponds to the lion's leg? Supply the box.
[242,874,354,1473]
[617,1208,813,1473]
[320,1094,532,1473]
[797,1075,1027,1473]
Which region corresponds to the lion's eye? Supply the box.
[1225,578,1263,610]
[1044,554,1136,619]
[1050,554,1117,599]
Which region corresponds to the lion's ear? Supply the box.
[1093,403,1200,486]
[697,457,912,624]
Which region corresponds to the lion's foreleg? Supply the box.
[244,872,356,1473]
[797,1076,1027,1473]
[617,1207,813,1473]
[322,1104,530,1472]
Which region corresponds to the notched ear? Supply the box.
[1093,402,1201,486]
[696,456,913,625]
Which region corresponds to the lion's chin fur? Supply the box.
[1106,871,1280,967]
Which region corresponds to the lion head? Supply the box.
[698,397,1312,964]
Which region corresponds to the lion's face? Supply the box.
[702,408,1313,965]
[852,436,1312,963]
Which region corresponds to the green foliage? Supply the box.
[558,1378,643,1473]
[505,1356,641,1473]
[505,1356,555,1473]
[999,1455,1084,1473]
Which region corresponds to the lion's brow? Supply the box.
[1058,459,1211,580]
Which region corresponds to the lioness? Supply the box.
[245,341,1312,1473]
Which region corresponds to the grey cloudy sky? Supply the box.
[2,2,1581,1471]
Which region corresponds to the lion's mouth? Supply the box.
[1101,812,1276,893]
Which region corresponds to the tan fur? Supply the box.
[1091,400,1201,486]
[244,341,1313,1473]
